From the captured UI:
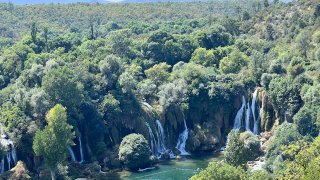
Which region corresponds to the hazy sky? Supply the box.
[0,0,293,4]
[0,0,122,4]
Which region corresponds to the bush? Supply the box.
[118,133,151,170]
[225,130,247,166]
[293,106,318,137]
[190,161,246,180]
[248,170,272,180]
[266,123,302,170]
[240,131,262,161]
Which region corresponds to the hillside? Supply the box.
[0,0,319,179]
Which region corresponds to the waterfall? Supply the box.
[0,124,18,173]
[145,122,158,156]
[155,120,175,158]
[156,120,167,154]
[67,146,77,162]
[245,103,251,131]
[0,158,4,173]
[79,136,84,163]
[176,119,190,155]
[233,96,246,129]
[233,89,261,134]
[251,89,260,135]
[6,153,11,170]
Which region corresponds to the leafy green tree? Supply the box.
[266,24,274,41]
[280,136,320,179]
[118,64,142,93]
[30,22,37,43]
[42,67,83,116]
[296,30,311,58]
[268,76,302,122]
[98,54,123,90]
[190,161,246,180]
[145,63,171,87]
[266,122,302,171]
[219,48,249,74]
[98,93,122,122]
[195,26,233,49]
[293,106,318,137]
[33,104,75,180]
[303,157,320,180]
[108,29,133,58]
[191,48,219,67]
[118,133,151,170]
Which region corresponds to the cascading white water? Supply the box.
[11,147,17,165]
[67,145,77,162]
[0,126,18,173]
[251,89,260,135]
[156,120,167,154]
[145,122,158,156]
[245,103,251,131]
[233,96,246,129]
[176,119,190,155]
[79,136,84,163]
[6,153,11,170]
[155,120,176,158]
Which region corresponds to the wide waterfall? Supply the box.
[79,136,85,163]
[67,145,77,162]
[233,96,246,129]
[176,119,190,155]
[233,88,261,134]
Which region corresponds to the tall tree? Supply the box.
[31,22,37,43]
[33,104,75,180]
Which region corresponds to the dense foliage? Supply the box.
[118,133,151,170]
[0,0,319,179]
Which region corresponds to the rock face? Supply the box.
[259,89,276,132]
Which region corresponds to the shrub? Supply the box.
[266,123,302,171]
[190,161,246,180]
[118,133,151,170]
[240,131,262,161]
[248,170,272,180]
[293,106,318,137]
[225,130,247,166]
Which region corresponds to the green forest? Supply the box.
[0,0,319,179]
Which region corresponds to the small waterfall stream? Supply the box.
[251,89,260,134]
[79,136,85,163]
[145,122,158,156]
[6,154,11,170]
[245,103,251,131]
[176,119,190,155]
[233,96,246,129]
[156,120,167,154]
[67,146,77,162]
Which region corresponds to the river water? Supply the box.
[106,152,224,180]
